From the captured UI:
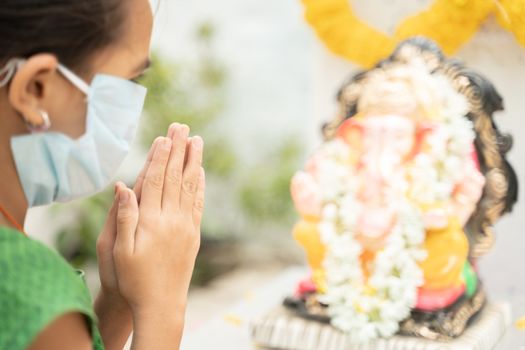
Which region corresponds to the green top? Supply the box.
[0,226,104,350]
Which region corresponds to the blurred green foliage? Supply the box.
[139,25,235,179]
[239,139,302,225]
[53,22,304,284]
[54,193,112,268]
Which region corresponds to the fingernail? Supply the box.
[181,124,190,138]
[119,189,129,205]
[162,137,172,150]
[154,136,164,146]
[116,181,125,192]
[192,136,203,150]
[168,123,179,138]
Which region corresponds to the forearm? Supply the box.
[131,304,186,350]
[94,291,133,350]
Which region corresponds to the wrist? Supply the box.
[132,297,186,319]
[132,303,186,341]
[96,289,129,311]
[133,299,186,327]
[95,289,133,327]
[131,304,186,350]
[95,290,134,350]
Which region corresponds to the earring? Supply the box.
[27,110,51,132]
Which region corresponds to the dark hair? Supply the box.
[0,0,127,71]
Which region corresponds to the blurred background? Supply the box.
[25,0,525,347]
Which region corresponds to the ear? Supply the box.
[8,53,58,128]
[337,118,364,149]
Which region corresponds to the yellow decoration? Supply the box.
[419,217,469,290]
[495,0,525,46]
[223,314,244,327]
[292,219,326,290]
[293,219,325,270]
[312,268,327,293]
[301,0,525,68]
[294,213,470,291]
[515,315,525,330]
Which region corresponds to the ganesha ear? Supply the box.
[468,143,481,171]
[291,171,321,218]
[336,119,363,154]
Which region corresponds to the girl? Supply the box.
[0,0,204,349]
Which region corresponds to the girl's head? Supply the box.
[0,0,154,211]
[0,0,153,138]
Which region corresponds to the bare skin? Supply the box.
[0,0,204,349]
[27,313,92,350]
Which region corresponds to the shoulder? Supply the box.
[0,227,100,350]
[26,312,92,350]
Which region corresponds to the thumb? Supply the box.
[115,182,139,255]
[96,185,119,257]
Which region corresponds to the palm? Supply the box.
[96,201,120,295]
[97,139,158,295]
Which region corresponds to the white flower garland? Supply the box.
[314,139,427,342]
[307,65,476,342]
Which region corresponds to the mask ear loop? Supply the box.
[29,64,90,132]
[56,64,90,96]
[0,58,25,88]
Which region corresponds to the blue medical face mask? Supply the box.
[0,59,147,207]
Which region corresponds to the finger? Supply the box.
[104,184,119,232]
[163,124,190,212]
[185,137,192,167]
[180,136,204,214]
[167,122,178,139]
[96,185,119,255]
[193,167,206,228]
[133,138,161,202]
[134,122,179,202]
[140,137,172,215]
[115,183,139,255]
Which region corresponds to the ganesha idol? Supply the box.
[293,114,483,310]
[284,38,518,342]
